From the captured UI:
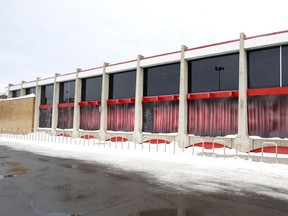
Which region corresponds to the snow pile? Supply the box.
[4,93,35,101]
[1,134,288,200]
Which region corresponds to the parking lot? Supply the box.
[0,145,288,216]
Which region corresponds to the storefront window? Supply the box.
[59,81,75,103]
[41,84,54,104]
[144,63,180,96]
[109,70,136,99]
[248,47,280,88]
[188,53,239,93]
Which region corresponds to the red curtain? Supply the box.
[143,101,179,133]
[248,95,288,138]
[57,107,74,129]
[80,106,101,130]
[153,101,179,133]
[39,108,52,128]
[187,98,238,136]
[107,103,135,131]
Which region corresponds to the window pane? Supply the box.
[25,87,36,95]
[41,84,54,104]
[248,47,280,88]
[81,76,102,101]
[59,81,75,103]
[12,90,20,98]
[109,70,136,99]
[144,63,180,96]
[188,53,239,93]
[282,45,288,86]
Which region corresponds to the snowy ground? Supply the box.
[1,133,288,201]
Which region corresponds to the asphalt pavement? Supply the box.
[0,145,288,216]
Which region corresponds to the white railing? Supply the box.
[261,142,278,163]
[0,130,284,163]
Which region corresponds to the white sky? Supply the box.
[1,0,288,93]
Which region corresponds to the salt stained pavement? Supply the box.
[1,133,288,201]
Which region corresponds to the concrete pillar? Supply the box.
[176,45,189,148]
[72,69,82,138]
[51,73,60,135]
[7,84,13,98]
[132,55,144,144]
[33,77,41,132]
[234,33,252,152]
[20,81,25,96]
[99,63,110,140]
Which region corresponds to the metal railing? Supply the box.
[0,130,284,163]
[190,138,205,155]
[212,138,226,159]
[261,142,278,163]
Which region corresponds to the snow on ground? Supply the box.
[1,133,288,200]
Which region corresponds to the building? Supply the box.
[6,31,288,153]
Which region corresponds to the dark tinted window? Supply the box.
[188,53,239,93]
[248,47,280,88]
[41,84,54,104]
[59,81,75,103]
[81,76,102,101]
[12,90,21,98]
[109,70,136,99]
[25,87,36,95]
[282,45,288,86]
[144,63,180,96]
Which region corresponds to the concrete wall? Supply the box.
[0,96,35,133]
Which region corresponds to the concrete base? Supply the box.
[99,130,107,141]
[132,131,143,144]
[233,135,253,152]
[175,133,189,148]
[72,129,79,139]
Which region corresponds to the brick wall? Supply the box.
[0,97,35,133]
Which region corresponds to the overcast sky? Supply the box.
[1,0,288,93]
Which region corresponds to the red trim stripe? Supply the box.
[58,103,74,108]
[88,100,101,106]
[247,87,288,97]
[107,99,119,105]
[58,71,76,77]
[186,39,239,52]
[39,104,53,109]
[144,139,171,144]
[245,30,288,40]
[108,59,137,67]
[107,98,135,104]
[22,80,37,84]
[142,95,179,102]
[251,146,288,154]
[79,66,103,73]
[187,91,238,100]
[78,100,102,106]
[78,101,90,107]
[142,50,181,60]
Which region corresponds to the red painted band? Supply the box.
[142,95,179,102]
[245,30,288,40]
[187,90,238,100]
[108,59,137,67]
[39,104,53,109]
[79,66,103,73]
[58,103,74,108]
[107,98,135,104]
[247,87,288,96]
[88,100,101,106]
[142,50,181,60]
[78,101,90,107]
[186,39,239,52]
